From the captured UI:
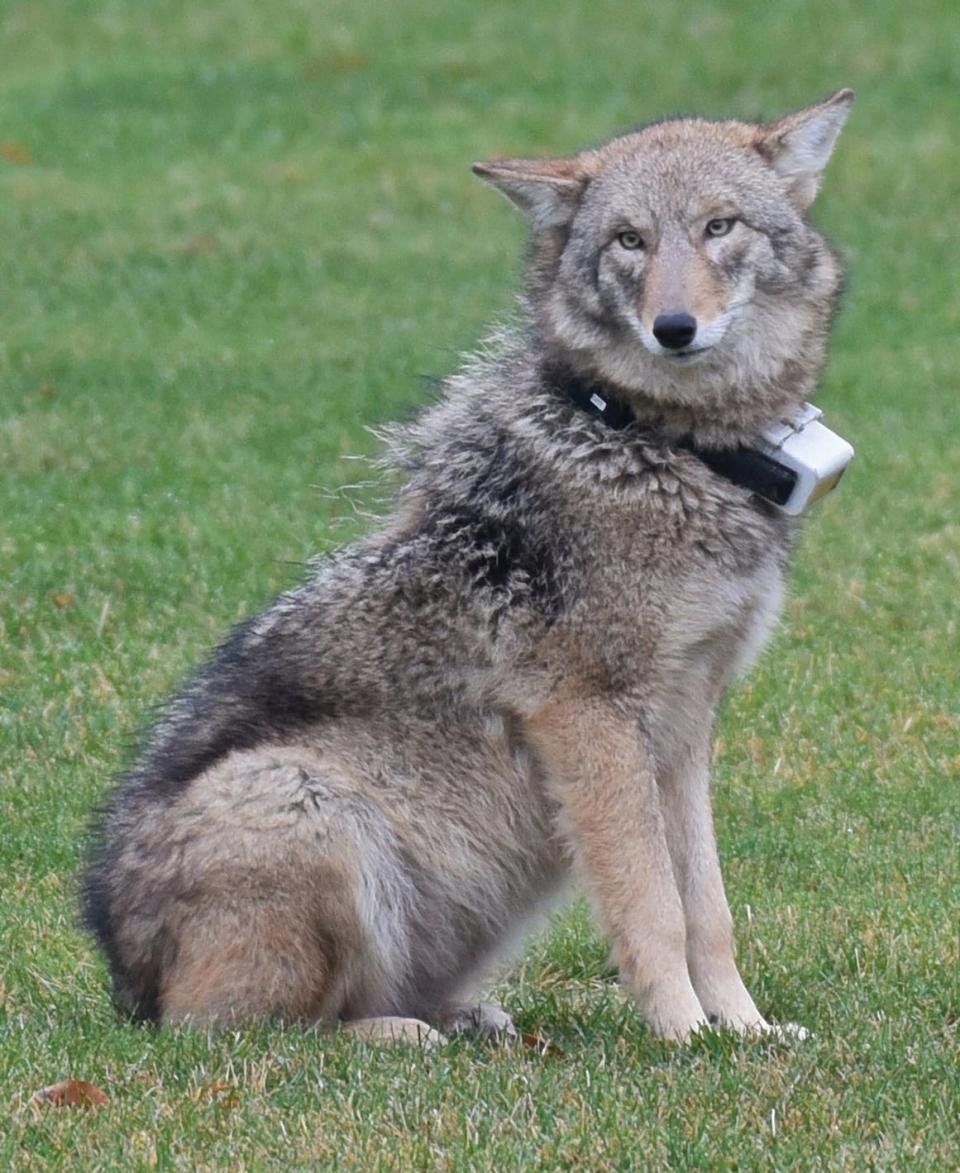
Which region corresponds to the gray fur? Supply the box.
[83,91,853,1040]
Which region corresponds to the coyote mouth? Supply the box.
[665,347,711,364]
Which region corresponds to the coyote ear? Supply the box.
[472,157,587,229]
[757,88,854,210]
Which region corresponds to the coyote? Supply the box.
[83,89,854,1044]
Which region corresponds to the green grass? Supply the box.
[2,0,958,1167]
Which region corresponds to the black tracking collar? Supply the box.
[555,369,798,508]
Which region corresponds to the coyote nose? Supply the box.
[652,312,698,350]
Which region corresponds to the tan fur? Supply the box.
[637,248,727,335]
[84,91,853,1043]
[524,690,706,1038]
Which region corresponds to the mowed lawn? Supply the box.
[2,0,958,1167]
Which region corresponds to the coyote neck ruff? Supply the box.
[542,361,814,511]
[84,91,853,1045]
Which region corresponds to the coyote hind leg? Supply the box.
[155,755,400,1026]
[160,865,361,1026]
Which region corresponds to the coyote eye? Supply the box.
[705,217,735,238]
[617,229,644,250]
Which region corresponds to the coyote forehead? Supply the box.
[586,124,799,226]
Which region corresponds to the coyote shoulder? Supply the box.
[84,90,853,1043]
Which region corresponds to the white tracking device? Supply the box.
[756,403,855,516]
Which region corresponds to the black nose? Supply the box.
[652,312,697,350]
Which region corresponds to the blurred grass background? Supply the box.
[1,0,958,1167]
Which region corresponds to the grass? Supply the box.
[1,0,958,1167]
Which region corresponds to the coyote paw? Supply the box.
[341,1016,447,1048]
[440,1002,518,1041]
[711,1015,809,1042]
[764,1020,810,1041]
[694,1008,807,1046]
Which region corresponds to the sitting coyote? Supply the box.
[84,90,854,1044]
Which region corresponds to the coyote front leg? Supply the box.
[657,733,767,1032]
[524,696,708,1041]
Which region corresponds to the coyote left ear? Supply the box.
[472,156,587,229]
[757,88,854,210]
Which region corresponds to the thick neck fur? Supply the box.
[389,279,839,509]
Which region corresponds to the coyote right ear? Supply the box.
[472,157,587,229]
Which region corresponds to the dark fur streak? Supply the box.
[427,437,567,620]
[130,620,340,806]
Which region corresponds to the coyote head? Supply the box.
[475,90,853,434]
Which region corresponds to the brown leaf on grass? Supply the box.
[31,1080,110,1109]
[51,591,75,609]
[0,139,32,165]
